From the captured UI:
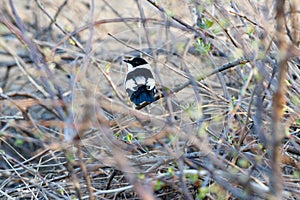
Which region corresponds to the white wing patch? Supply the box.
[125,79,137,91]
[146,78,155,90]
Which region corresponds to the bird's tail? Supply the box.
[130,85,155,106]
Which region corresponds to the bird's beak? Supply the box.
[123,59,130,63]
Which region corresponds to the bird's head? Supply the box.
[123,57,148,68]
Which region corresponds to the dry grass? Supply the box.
[0,0,300,199]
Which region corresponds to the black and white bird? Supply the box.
[124,57,156,106]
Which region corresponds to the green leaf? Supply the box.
[123,133,133,144]
[154,180,163,191]
[196,187,209,200]
[292,171,300,179]
[229,96,235,111]
[186,173,198,183]
[246,24,254,35]
[105,63,111,73]
[69,39,76,46]
[67,153,75,162]
[57,188,64,195]
[194,38,211,55]
[204,19,213,28]
[14,138,24,147]
[296,118,300,126]
[199,19,213,29]
[167,166,174,176]
[138,173,145,180]
[237,158,250,168]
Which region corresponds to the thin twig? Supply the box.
[77,144,94,200]
[269,0,289,198]
[50,0,68,28]
[145,0,214,39]
[136,58,249,109]
[35,0,85,52]
[102,0,139,38]
[94,60,124,101]
[107,33,153,58]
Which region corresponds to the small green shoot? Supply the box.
[194,38,211,55]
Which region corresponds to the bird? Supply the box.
[123,57,157,106]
